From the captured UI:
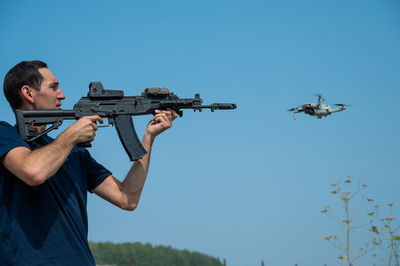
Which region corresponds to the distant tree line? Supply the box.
[89,241,223,266]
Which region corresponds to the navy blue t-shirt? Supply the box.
[0,121,111,265]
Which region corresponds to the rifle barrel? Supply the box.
[202,103,237,110]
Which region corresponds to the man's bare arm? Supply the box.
[1,115,102,186]
[93,110,177,211]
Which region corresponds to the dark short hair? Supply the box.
[3,60,48,109]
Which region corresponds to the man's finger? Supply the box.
[155,110,177,122]
[87,115,104,124]
[166,108,178,120]
[92,123,98,131]
[155,115,172,127]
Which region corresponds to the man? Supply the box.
[0,60,177,265]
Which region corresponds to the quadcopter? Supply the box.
[288,95,347,120]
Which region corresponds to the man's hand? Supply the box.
[63,115,104,144]
[145,109,178,139]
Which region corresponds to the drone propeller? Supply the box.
[315,94,324,100]
[333,104,351,107]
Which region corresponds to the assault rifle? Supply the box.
[14,82,236,161]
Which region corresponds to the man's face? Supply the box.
[33,68,65,109]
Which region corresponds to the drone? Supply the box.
[288,95,347,120]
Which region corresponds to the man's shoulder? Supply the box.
[0,121,14,128]
[0,121,18,135]
[0,120,29,152]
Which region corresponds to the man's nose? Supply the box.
[57,88,66,100]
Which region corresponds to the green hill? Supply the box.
[89,241,223,266]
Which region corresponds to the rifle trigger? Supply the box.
[108,117,115,127]
[96,118,113,128]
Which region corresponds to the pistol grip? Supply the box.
[78,142,92,148]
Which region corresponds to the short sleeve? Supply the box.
[0,122,30,159]
[83,149,112,192]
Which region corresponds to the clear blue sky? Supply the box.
[1,1,399,265]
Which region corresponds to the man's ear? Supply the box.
[20,85,36,104]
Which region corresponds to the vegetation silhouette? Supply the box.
[369,203,400,265]
[89,241,223,266]
[321,176,380,265]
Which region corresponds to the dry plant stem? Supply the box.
[353,246,378,262]
[374,205,400,266]
[344,199,352,266]
[390,236,399,266]
[390,221,400,266]
[323,177,379,265]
